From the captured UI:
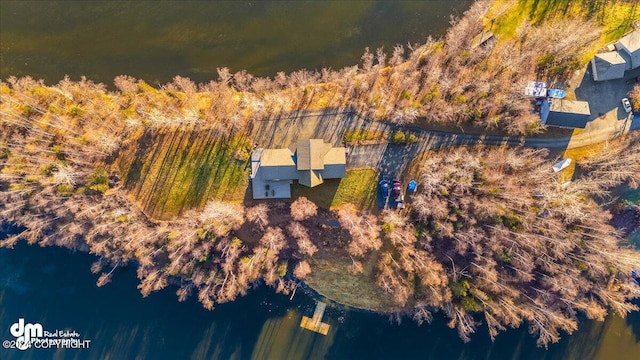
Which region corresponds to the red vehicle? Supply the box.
[392,180,402,200]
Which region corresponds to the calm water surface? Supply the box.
[0,244,638,360]
[0,1,639,359]
[2,0,470,84]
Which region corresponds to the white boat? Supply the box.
[552,158,572,172]
[525,81,547,97]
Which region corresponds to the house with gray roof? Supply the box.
[591,51,626,81]
[250,139,346,199]
[615,29,640,70]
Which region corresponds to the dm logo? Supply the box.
[10,318,43,350]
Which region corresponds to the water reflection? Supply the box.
[0,0,471,84]
[0,244,639,359]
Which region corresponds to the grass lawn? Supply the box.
[561,140,609,182]
[305,247,399,312]
[490,0,640,62]
[343,129,388,144]
[117,128,251,220]
[291,168,378,210]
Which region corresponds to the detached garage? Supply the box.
[541,99,591,129]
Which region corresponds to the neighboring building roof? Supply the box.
[544,100,591,129]
[616,29,640,69]
[591,51,626,81]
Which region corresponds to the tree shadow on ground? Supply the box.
[119,127,250,220]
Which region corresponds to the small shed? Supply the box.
[542,100,591,129]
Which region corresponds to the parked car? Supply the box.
[379,180,390,199]
[622,97,632,113]
[392,180,402,199]
[625,76,640,85]
[407,179,417,193]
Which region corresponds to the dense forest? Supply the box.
[1,0,640,347]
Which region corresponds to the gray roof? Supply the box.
[298,170,324,188]
[251,148,262,162]
[257,148,298,181]
[296,139,331,170]
[260,148,295,167]
[591,52,626,81]
[250,139,346,198]
[545,100,591,129]
[550,99,590,115]
[322,164,347,179]
[616,30,640,69]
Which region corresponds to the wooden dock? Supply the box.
[300,301,330,335]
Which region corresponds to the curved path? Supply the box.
[250,109,639,175]
[348,112,639,174]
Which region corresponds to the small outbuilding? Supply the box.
[541,99,591,129]
[591,51,626,81]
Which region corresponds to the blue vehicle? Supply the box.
[547,89,567,99]
[407,180,417,193]
[379,180,390,199]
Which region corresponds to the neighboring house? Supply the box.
[615,29,640,70]
[591,51,626,81]
[250,139,346,199]
[540,99,591,129]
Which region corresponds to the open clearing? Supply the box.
[117,128,251,220]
